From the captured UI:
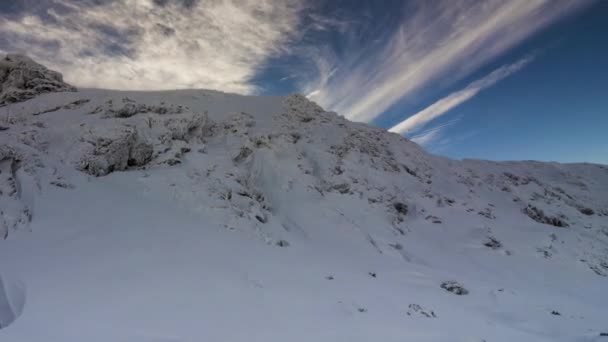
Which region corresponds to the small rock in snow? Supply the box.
[275,240,290,247]
[441,281,469,295]
[407,304,436,318]
[483,237,502,250]
[393,202,408,215]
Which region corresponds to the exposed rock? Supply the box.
[275,240,290,247]
[588,261,608,277]
[580,207,594,216]
[523,205,569,227]
[0,54,76,106]
[425,215,442,224]
[164,158,182,166]
[389,242,403,250]
[0,147,32,239]
[393,202,408,215]
[441,281,469,295]
[49,180,74,189]
[93,97,186,118]
[483,237,502,250]
[76,128,153,176]
[283,94,324,123]
[478,208,496,219]
[407,304,436,318]
[128,141,154,167]
[332,183,351,194]
[233,147,253,163]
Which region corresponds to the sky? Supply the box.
[1,0,606,164]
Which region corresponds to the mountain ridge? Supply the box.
[1,55,607,341]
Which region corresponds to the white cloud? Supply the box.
[306,0,590,122]
[0,0,591,108]
[0,0,306,93]
[389,56,533,136]
[410,128,444,147]
[408,118,461,147]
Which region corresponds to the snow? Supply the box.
[1,57,607,341]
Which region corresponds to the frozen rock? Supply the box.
[0,54,76,106]
[76,128,153,176]
[441,281,469,295]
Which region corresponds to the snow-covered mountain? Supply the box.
[1,55,607,341]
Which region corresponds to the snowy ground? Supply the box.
[1,56,607,341]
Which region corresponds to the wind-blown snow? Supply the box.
[0,56,607,341]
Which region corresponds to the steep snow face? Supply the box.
[0,60,607,341]
[0,54,76,106]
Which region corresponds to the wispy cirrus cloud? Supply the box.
[0,0,591,115]
[389,55,534,136]
[408,118,461,147]
[305,0,590,122]
[0,0,307,93]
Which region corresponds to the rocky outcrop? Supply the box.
[523,205,569,228]
[0,147,32,239]
[90,97,186,118]
[76,128,153,177]
[0,54,76,106]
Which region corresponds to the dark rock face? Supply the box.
[393,202,408,215]
[0,54,76,106]
[523,205,569,228]
[483,237,502,250]
[440,281,469,295]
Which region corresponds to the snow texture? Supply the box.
[1,56,607,341]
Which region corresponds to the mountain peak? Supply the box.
[0,54,76,106]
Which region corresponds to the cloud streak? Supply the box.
[408,118,461,147]
[0,0,591,116]
[0,0,306,93]
[389,56,533,136]
[305,0,590,122]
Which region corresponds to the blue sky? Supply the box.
[1,0,606,164]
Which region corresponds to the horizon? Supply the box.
[1,0,606,164]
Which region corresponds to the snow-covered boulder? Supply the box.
[0,54,76,106]
[74,127,153,177]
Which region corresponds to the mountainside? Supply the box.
[1,56,607,341]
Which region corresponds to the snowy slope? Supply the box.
[1,56,607,341]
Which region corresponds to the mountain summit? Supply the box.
[0,57,607,341]
[0,54,76,106]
